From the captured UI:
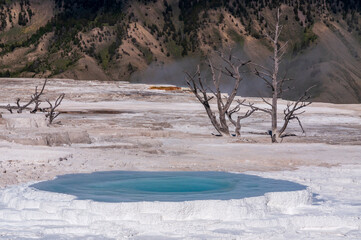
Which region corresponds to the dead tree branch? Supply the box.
[226,100,257,137]
[46,93,65,124]
[186,66,222,135]
[278,86,315,137]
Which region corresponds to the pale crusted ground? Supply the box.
[0,78,360,187]
[0,78,361,239]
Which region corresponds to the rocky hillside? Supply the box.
[0,0,360,103]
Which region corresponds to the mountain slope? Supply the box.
[0,0,360,103]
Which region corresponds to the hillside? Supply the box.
[0,0,360,103]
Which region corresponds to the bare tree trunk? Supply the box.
[205,102,224,135]
[271,9,280,143]
[271,59,278,141]
[219,111,230,135]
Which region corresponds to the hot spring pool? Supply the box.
[31,171,306,202]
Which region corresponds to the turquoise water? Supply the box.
[31,171,306,202]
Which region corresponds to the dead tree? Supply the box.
[46,93,65,124]
[185,51,252,136]
[244,8,314,143]
[2,79,65,125]
[6,79,47,113]
[278,86,313,136]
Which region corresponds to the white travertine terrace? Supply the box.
[0,78,360,239]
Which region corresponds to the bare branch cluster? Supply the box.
[4,79,65,125]
[278,86,315,137]
[185,51,252,136]
[6,79,48,114]
[46,93,65,124]
[227,99,257,137]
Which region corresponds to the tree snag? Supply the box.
[46,93,65,124]
[185,51,252,136]
[248,8,314,142]
[6,79,48,113]
[2,78,65,125]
